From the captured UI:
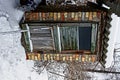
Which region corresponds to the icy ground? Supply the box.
[0,0,120,80]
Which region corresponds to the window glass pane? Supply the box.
[60,26,78,50]
[79,27,92,50]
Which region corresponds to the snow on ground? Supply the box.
[0,0,48,80]
[105,14,120,68]
[0,13,29,80]
[115,17,120,49]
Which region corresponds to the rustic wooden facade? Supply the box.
[22,11,101,53]
[20,1,109,64]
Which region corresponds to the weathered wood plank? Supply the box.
[31,37,53,40]
[32,40,53,48]
[30,29,51,33]
[31,33,51,37]
[29,26,51,33]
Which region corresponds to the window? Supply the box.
[54,23,98,53]
[29,25,55,51]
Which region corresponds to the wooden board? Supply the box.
[26,53,97,62]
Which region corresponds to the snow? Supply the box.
[105,14,120,68]
[0,15,30,80]
[0,0,48,80]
